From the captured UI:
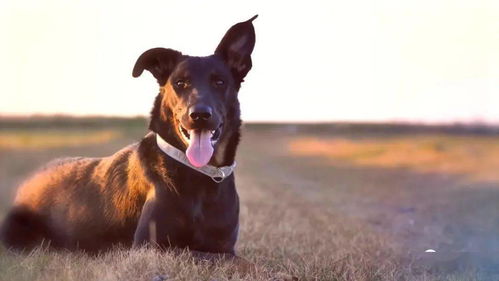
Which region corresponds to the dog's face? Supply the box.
[169,56,233,144]
[132,16,256,167]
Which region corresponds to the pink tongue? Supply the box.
[186,130,214,167]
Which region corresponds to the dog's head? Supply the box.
[133,16,256,168]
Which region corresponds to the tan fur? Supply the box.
[13,144,151,244]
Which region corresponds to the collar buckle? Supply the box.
[212,168,226,183]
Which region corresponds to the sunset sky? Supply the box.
[0,0,498,123]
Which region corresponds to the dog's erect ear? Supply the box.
[132,48,182,86]
[215,15,257,83]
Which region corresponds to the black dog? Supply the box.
[0,16,256,261]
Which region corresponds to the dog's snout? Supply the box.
[189,105,213,121]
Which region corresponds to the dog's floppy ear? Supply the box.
[215,15,257,83]
[132,48,182,86]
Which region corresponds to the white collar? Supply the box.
[155,133,236,183]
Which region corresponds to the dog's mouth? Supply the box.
[178,123,223,167]
[178,123,223,145]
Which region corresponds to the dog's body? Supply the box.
[0,16,256,256]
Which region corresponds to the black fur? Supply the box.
[135,134,239,253]
[0,206,62,249]
[0,16,257,257]
[132,48,182,86]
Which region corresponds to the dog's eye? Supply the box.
[214,79,225,87]
[175,80,188,88]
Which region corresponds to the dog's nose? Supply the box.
[189,105,212,121]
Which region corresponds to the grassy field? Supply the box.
[1,119,498,280]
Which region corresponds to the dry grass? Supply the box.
[0,247,258,281]
[0,129,121,150]
[1,123,497,280]
[290,135,499,183]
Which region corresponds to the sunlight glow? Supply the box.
[1,0,498,123]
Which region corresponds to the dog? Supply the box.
[0,16,256,262]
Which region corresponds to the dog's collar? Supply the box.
[155,133,236,183]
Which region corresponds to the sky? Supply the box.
[0,0,498,123]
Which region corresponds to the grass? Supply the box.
[1,120,499,280]
[0,129,121,150]
[0,247,256,281]
[290,135,499,182]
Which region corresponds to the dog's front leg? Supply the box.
[133,189,168,247]
[133,193,160,247]
[134,201,255,275]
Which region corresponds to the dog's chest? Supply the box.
[169,184,239,252]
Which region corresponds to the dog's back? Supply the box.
[1,144,149,252]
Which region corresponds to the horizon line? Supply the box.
[1,113,499,127]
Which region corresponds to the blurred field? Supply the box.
[0,130,121,150]
[1,118,499,280]
[291,135,499,182]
